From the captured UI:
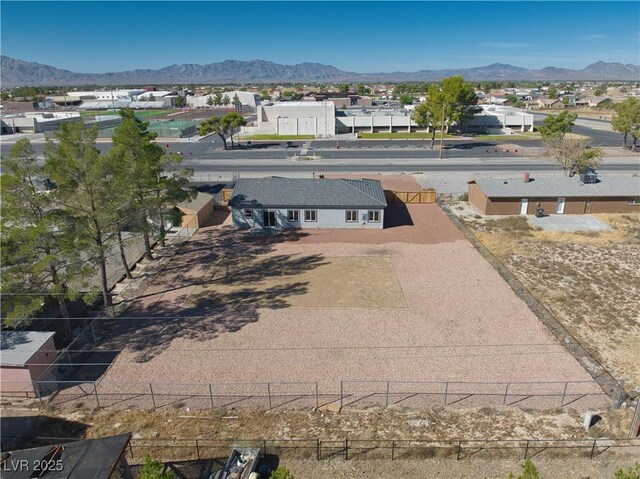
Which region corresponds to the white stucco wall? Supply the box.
[256,102,336,136]
[232,207,384,229]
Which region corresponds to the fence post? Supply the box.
[315,382,319,410]
[344,438,348,460]
[129,441,134,460]
[457,440,462,460]
[94,381,101,410]
[32,381,43,407]
[503,383,510,405]
[590,439,597,459]
[560,382,568,407]
[385,381,390,408]
[444,382,449,406]
[91,322,97,344]
[340,381,343,410]
[316,439,321,461]
[391,440,395,461]
[524,440,529,459]
[267,382,272,410]
[196,439,200,460]
[149,383,156,410]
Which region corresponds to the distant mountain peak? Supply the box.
[1,55,638,87]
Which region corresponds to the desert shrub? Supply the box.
[615,463,640,479]
[507,458,540,479]
[458,192,469,201]
[139,455,174,479]
[270,466,294,479]
[485,216,533,233]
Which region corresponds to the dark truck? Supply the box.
[209,448,263,479]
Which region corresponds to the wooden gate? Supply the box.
[384,189,436,204]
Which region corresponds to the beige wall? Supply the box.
[468,182,489,213]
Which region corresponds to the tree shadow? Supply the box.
[107,227,327,362]
[1,415,88,450]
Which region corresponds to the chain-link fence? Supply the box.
[17,378,618,412]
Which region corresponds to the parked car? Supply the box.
[245,141,253,149]
[285,141,295,148]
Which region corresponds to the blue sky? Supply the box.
[2,1,639,73]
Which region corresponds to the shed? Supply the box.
[175,192,215,229]
[229,177,387,229]
[0,433,132,479]
[0,331,56,396]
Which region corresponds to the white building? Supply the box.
[255,101,336,136]
[463,105,537,134]
[188,91,260,108]
[1,112,82,134]
[336,108,417,133]
[66,90,146,101]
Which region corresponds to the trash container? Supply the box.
[535,208,544,218]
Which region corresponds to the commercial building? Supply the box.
[468,174,640,215]
[188,91,260,108]
[229,177,387,230]
[66,89,146,100]
[255,101,336,136]
[336,108,417,134]
[462,105,537,134]
[0,112,82,134]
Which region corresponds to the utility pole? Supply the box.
[438,102,445,160]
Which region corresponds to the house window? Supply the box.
[627,198,640,205]
[368,210,380,222]
[304,210,317,222]
[288,210,300,221]
[345,210,358,222]
[244,209,253,219]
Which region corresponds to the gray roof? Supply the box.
[177,192,214,213]
[229,177,387,209]
[1,331,55,366]
[473,176,640,198]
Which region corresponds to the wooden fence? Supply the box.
[384,189,437,204]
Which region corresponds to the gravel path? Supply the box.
[88,204,605,410]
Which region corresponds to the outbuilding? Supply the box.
[229,177,387,229]
[0,331,57,396]
[468,174,640,215]
[175,192,215,229]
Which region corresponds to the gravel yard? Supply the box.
[65,202,607,411]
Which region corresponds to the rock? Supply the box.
[408,419,432,428]
[132,433,143,440]
[151,432,158,438]
[113,422,122,429]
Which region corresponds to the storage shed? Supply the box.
[175,192,215,229]
[1,331,56,396]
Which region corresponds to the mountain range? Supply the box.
[2,56,639,87]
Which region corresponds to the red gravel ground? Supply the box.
[79,202,606,411]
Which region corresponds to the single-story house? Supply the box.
[175,192,215,229]
[536,98,564,109]
[574,96,612,108]
[0,331,56,396]
[468,174,640,215]
[229,177,387,229]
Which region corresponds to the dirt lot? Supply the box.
[61,199,608,412]
[2,406,636,477]
[458,211,640,393]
